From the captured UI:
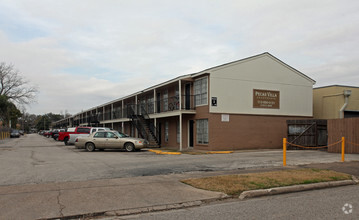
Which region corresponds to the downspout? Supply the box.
[339,90,351,118]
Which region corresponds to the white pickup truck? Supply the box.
[67,127,111,145]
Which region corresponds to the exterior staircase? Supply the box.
[128,105,160,148]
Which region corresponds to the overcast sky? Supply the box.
[0,0,358,115]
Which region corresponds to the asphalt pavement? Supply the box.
[119,185,359,220]
[0,135,359,219]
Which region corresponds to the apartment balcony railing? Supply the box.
[104,112,111,121]
[155,95,196,113]
[112,108,123,120]
[93,95,197,122]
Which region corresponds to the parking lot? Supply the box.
[1,134,359,186]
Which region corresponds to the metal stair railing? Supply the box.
[127,104,160,147]
[139,105,160,146]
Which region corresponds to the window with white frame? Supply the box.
[196,119,208,144]
[163,90,168,111]
[165,121,169,142]
[194,77,208,106]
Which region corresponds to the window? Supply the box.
[196,119,208,144]
[77,128,91,133]
[163,90,168,111]
[94,132,106,138]
[139,99,146,114]
[194,77,208,106]
[174,87,179,110]
[165,121,169,142]
[177,122,180,143]
[106,132,116,138]
[147,96,154,114]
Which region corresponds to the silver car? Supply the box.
[75,130,148,152]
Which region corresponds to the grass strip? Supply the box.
[181,169,352,196]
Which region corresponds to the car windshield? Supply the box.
[112,131,127,138]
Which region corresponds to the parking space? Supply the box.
[1,134,359,186]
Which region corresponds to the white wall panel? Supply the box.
[209,54,313,116]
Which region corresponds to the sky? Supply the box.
[0,0,358,115]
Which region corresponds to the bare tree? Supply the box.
[0,62,38,104]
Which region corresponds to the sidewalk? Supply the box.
[0,170,232,220]
[0,162,358,219]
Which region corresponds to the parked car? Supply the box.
[58,127,91,145]
[52,129,65,140]
[42,130,51,138]
[75,130,148,152]
[67,127,111,145]
[10,129,20,138]
[18,130,24,135]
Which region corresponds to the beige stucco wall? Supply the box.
[313,86,359,119]
[209,54,314,116]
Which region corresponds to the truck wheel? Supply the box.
[86,143,95,152]
[64,137,69,145]
[125,143,135,152]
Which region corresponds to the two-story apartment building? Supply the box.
[54,52,316,151]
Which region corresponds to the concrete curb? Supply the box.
[148,149,182,155]
[238,179,357,200]
[104,201,202,217]
[147,149,234,155]
[206,151,233,154]
[104,194,229,217]
[44,178,358,219]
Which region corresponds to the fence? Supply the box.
[282,137,349,166]
[286,120,327,148]
[327,118,359,153]
[0,127,11,140]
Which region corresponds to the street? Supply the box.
[1,134,359,186]
[121,185,359,220]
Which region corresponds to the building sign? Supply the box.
[253,89,280,109]
[211,97,217,106]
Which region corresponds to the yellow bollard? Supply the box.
[341,137,345,162]
[283,138,287,166]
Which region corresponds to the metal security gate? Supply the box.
[287,120,327,149]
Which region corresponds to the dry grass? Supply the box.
[181,169,352,196]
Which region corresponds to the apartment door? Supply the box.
[189,120,194,147]
[185,84,191,110]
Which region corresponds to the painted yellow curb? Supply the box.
[148,149,232,155]
[148,149,162,153]
[158,151,182,155]
[148,149,181,155]
[206,151,233,154]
